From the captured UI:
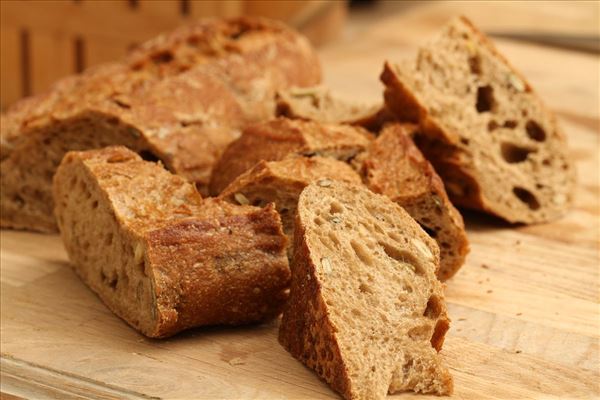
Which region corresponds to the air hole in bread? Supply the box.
[91,200,99,209]
[526,120,546,142]
[358,282,373,294]
[488,120,499,131]
[379,241,424,276]
[476,85,495,113]
[424,296,442,319]
[139,151,160,162]
[150,50,174,64]
[460,137,470,146]
[328,231,341,247]
[111,99,130,110]
[503,120,518,129]
[513,187,540,210]
[314,217,325,226]
[329,201,344,214]
[11,194,25,207]
[501,142,535,163]
[350,240,374,266]
[104,233,113,246]
[468,55,482,75]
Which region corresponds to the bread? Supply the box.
[209,118,373,195]
[219,156,362,249]
[275,86,392,131]
[1,17,322,232]
[53,146,290,338]
[358,123,468,280]
[279,181,453,399]
[381,16,575,223]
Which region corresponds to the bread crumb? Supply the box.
[516,312,522,316]
[481,264,490,269]
[458,318,466,321]
[486,289,493,294]
[321,257,332,274]
[515,350,522,354]
[508,73,525,92]
[234,192,250,205]
[228,357,246,366]
[317,179,332,187]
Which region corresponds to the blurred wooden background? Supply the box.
[0,0,347,110]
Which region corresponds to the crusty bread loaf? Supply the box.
[358,123,469,280]
[1,17,321,232]
[53,146,290,338]
[381,16,575,223]
[219,156,362,249]
[209,118,373,195]
[275,86,392,131]
[279,181,452,399]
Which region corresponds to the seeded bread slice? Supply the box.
[2,17,321,232]
[381,16,575,224]
[275,86,392,131]
[358,123,468,281]
[219,156,362,250]
[279,181,452,399]
[53,146,290,338]
[209,118,373,195]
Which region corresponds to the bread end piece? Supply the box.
[54,146,290,338]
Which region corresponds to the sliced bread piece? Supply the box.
[209,117,373,195]
[53,146,290,338]
[279,181,453,399]
[275,86,392,131]
[219,156,362,248]
[381,16,575,223]
[359,123,469,280]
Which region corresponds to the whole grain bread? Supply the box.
[209,118,373,195]
[358,123,469,280]
[1,17,321,232]
[219,156,362,250]
[279,181,453,399]
[275,86,392,131]
[381,16,575,223]
[53,146,290,338]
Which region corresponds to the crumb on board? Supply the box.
[516,312,522,316]
[515,350,522,354]
[481,263,490,269]
[458,318,467,321]
[487,289,493,294]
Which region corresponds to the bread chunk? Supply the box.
[53,146,290,338]
[381,16,575,223]
[275,86,392,131]
[1,17,321,232]
[359,123,468,280]
[219,156,362,249]
[209,118,372,195]
[279,181,453,399]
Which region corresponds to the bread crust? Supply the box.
[381,16,575,224]
[1,17,322,232]
[359,123,469,280]
[53,146,290,338]
[209,118,373,195]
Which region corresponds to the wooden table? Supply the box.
[1,4,599,399]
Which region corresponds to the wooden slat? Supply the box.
[137,0,180,20]
[188,0,221,19]
[0,27,22,109]
[29,30,74,95]
[84,34,131,68]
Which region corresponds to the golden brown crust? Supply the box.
[209,118,373,195]
[360,123,469,280]
[2,17,322,232]
[53,146,290,338]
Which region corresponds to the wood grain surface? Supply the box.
[1,3,599,399]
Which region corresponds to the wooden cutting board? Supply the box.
[1,7,599,400]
